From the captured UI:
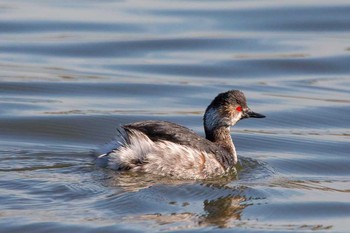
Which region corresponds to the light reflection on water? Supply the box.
[0,0,350,232]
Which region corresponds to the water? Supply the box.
[0,0,350,232]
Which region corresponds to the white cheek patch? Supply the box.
[205,107,242,130]
[230,111,242,126]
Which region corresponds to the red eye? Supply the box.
[236,106,242,112]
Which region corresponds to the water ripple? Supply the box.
[1,0,350,232]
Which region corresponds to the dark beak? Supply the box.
[242,108,266,119]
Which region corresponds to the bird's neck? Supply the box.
[205,126,237,164]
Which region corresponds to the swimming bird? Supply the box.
[97,90,265,179]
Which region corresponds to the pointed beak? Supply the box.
[242,108,265,119]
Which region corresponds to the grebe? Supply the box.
[97,90,265,179]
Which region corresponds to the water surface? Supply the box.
[0,0,350,232]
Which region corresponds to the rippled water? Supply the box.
[1,0,350,232]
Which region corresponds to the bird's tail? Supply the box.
[94,127,129,158]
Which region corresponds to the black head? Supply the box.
[204,90,265,131]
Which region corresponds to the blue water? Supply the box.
[0,0,350,232]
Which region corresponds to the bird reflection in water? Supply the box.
[98,169,249,230]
